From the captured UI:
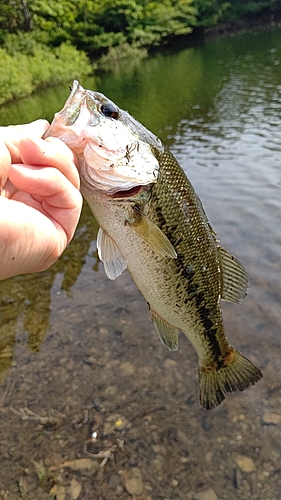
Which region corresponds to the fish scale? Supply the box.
[44,81,262,410]
[139,147,230,360]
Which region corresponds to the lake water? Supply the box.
[1,26,281,500]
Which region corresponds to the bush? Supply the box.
[3,31,46,56]
[28,43,93,88]
[0,48,33,105]
[0,41,93,105]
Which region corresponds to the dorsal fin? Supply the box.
[129,209,177,259]
[218,246,249,303]
[150,308,179,351]
[97,227,127,280]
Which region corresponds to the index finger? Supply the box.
[0,140,12,188]
[0,120,49,163]
[19,136,80,189]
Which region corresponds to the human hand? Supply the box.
[0,120,83,280]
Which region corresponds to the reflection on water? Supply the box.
[1,27,281,499]
[0,205,98,383]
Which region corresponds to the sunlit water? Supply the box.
[1,27,281,499]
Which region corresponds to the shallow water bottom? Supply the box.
[0,225,280,500]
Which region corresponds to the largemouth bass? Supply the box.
[44,81,262,409]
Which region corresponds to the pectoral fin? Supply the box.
[150,308,179,351]
[129,209,177,259]
[97,228,127,280]
[218,246,249,303]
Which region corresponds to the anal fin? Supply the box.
[150,308,179,351]
[97,227,127,280]
[218,246,249,303]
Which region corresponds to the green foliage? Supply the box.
[128,0,196,45]
[0,0,280,104]
[0,40,92,105]
[0,48,33,105]
[94,0,143,34]
[0,0,197,52]
[193,0,231,26]
[0,0,27,33]
[3,31,45,56]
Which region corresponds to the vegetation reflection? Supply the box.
[0,204,99,383]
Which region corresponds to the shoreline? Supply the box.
[1,12,281,108]
[203,10,281,38]
[142,11,281,63]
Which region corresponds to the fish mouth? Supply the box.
[111,184,151,200]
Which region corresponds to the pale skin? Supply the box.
[0,119,83,281]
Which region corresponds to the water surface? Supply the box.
[1,27,281,500]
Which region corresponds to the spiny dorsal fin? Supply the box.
[150,308,179,351]
[97,227,127,280]
[129,209,177,259]
[218,246,249,303]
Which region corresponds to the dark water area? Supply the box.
[1,26,281,500]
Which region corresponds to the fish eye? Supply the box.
[100,103,119,119]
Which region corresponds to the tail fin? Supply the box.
[199,348,262,410]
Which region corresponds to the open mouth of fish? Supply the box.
[111,185,146,198]
[43,81,160,196]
